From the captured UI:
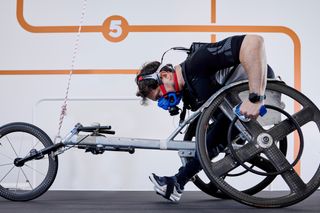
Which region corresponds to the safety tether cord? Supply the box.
[54,0,88,143]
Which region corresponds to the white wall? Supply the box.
[0,0,319,191]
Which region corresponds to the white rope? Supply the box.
[54,0,88,143]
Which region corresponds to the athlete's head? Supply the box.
[136,61,177,102]
[136,61,182,115]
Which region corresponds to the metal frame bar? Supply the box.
[62,110,201,152]
[60,79,283,153]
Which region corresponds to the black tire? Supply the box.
[0,122,58,201]
[196,80,320,208]
[184,119,287,199]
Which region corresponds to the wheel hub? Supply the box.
[257,133,273,148]
[14,158,24,167]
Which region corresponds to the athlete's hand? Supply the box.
[239,99,264,120]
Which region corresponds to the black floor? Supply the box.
[1,190,319,213]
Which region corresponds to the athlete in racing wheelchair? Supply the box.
[135,34,272,202]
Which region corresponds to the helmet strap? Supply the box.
[159,69,180,97]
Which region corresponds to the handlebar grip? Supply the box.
[99,130,115,135]
[233,104,267,122]
[259,105,267,117]
[77,125,112,132]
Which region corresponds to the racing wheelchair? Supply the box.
[0,78,319,208]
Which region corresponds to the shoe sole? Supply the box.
[149,175,181,202]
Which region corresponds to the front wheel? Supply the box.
[0,122,58,201]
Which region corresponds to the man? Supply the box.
[135,35,271,202]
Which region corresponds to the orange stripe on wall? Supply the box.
[211,34,216,43]
[16,0,102,33]
[211,0,216,23]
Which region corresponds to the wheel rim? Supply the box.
[196,81,320,208]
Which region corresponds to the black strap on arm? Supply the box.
[179,105,187,125]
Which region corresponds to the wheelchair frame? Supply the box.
[1,79,319,208]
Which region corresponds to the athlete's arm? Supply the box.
[239,35,267,119]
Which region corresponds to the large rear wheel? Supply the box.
[197,80,320,208]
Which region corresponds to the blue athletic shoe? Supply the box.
[149,173,183,202]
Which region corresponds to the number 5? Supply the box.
[103,16,129,42]
[109,20,122,38]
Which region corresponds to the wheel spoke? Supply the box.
[0,165,15,183]
[221,92,242,118]
[267,107,314,141]
[15,168,21,191]
[264,144,306,193]
[248,156,276,173]
[222,93,264,139]
[240,120,265,138]
[0,163,14,167]
[0,152,14,161]
[6,136,19,157]
[211,155,238,177]
[20,168,33,190]
[212,142,262,177]
[24,163,47,176]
